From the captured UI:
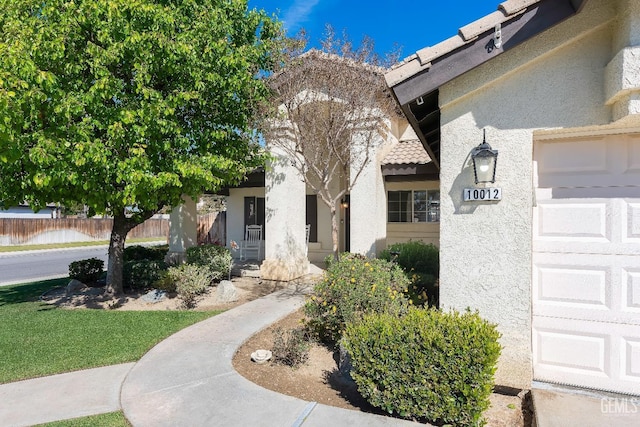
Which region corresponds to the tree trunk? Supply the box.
[330,205,339,260]
[105,212,133,295]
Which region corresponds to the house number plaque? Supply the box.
[463,188,502,201]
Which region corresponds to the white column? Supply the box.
[260,145,309,281]
[606,0,640,121]
[349,120,388,256]
[167,195,197,263]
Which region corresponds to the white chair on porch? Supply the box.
[240,225,263,261]
[305,224,311,256]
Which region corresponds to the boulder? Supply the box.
[65,279,86,296]
[216,280,238,303]
[338,342,355,382]
[141,289,167,304]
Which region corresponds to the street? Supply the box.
[0,246,110,286]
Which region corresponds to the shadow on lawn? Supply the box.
[0,278,68,306]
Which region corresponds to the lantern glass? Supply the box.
[471,142,498,184]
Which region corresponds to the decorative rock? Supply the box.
[338,342,354,381]
[251,349,272,364]
[216,280,238,303]
[65,279,86,296]
[141,289,167,304]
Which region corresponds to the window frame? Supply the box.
[387,189,440,223]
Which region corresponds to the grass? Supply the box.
[35,412,130,427]
[0,278,220,384]
[0,237,165,253]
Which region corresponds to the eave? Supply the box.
[385,0,588,170]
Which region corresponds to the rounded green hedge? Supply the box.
[379,241,439,307]
[343,307,501,426]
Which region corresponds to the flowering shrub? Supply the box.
[304,253,410,343]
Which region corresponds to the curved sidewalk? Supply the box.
[121,283,419,426]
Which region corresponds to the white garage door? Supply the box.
[533,134,640,395]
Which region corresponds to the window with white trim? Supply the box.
[387,190,439,223]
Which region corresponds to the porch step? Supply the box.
[231,261,261,278]
[531,383,640,427]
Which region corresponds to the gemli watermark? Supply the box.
[601,397,639,414]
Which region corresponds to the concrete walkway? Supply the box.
[0,363,133,426]
[2,277,639,426]
[532,383,640,427]
[0,281,417,427]
[120,282,418,426]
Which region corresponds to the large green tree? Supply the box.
[0,0,283,294]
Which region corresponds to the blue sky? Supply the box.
[248,0,500,60]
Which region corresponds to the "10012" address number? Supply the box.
[463,188,502,201]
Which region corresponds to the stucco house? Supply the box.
[384,0,640,395]
[167,0,640,397]
[218,50,441,282]
[222,121,440,270]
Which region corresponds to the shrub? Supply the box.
[123,260,168,291]
[379,241,439,307]
[304,253,410,343]
[343,308,501,426]
[153,273,177,293]
[166,264,212,309]
[185,244,232,281]
[68,258,105,286]
[123,245,167,262]
[271,327,311,368]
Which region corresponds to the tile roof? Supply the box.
[382,140,432,165]
[386,0,542,87]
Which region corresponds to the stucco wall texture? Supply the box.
[349,126,391,257]
[261,146,309,281]
[226,187,265,253]
[438,0,625,389]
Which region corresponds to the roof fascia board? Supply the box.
[399,101,440,169]
[390,0,579,106]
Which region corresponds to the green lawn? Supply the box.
[35,412,130,427]
[0,278,220,384]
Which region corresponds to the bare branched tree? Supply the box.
[261,26,400,257]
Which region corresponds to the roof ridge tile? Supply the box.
[499,0,541,16]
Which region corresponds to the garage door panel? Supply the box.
[628,136,640,173]
[533,135,640,395]
[536,136,640,188]
[536,138,608,176]
[625,202,640,241]
[534,264,608,308]
[536,200,609,239]
[534,327,609,375]
[623,338,640,381]
[533,317,640,395]
[534,198,640,255]
[534,253,640,324]
[625,269,640,313]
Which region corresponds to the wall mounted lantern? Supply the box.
[471,130,499,184]
[340,198,349,209]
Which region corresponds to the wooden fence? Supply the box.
[197,212,226,245]
[0,217,169,246]
[0,213,226,246]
